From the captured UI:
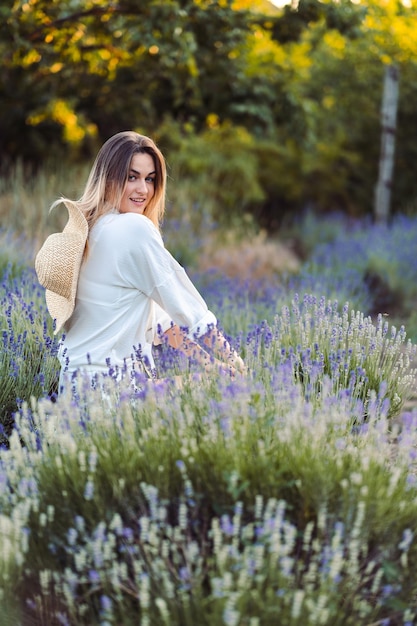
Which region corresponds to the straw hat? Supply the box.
[35,204,88,334]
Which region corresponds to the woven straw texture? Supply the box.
[35,204,88,333]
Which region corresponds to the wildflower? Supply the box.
[291,589,305,619]
[84,478,94,501]
[56,613,70,626]
[88,569,101,583]
[220,515,234,537]
[399,528,413,552]
[100,595,112,612]
[67,528,78,546]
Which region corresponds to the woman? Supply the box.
[35,131,244,393]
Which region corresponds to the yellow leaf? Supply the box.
[50,62,63,74]
[22,50,41,67]
[98,49,111,60]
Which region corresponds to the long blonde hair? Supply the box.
[51,131,166,233]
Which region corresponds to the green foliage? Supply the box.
[3,0,417,226]
[0,267,59,442]
[0,159,90,244]
[297,213,417,329]
[1,175,417,622]
[239,293,416,421]
[280,210,350,259]
[0,231,31,280]
[270,0,366,44]
[159,120,265,224]
[0,513,23,624]
[1,0,254,159]
[1,369,417,624]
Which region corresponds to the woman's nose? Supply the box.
[136,178,147,192]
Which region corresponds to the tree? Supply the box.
[0,0,256,161]
[374,64,400,223]
[247,0,417,224]
[2,0,417,227]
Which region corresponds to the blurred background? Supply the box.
[2,0,417,231]
[2,0,417,335]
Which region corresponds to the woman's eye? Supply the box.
[128,175,136,181]
[146,177,155,184]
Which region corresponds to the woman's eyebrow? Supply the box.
[130,168,156,176]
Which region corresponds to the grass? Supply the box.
[1,162,417,624]
[2,371,417,625]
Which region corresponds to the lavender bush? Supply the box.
[1,372,417,624]
[2,206,417,624]
[249,294,416,420]
[0,229,34,281]
[300,213,417,324]
[0,265,59,443]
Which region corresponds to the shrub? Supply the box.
[0,266,59,443]
[302,213,417,322]
[1,369,417,625]
[158,121,265,227]
[0,230,34,281]
[245,294,416,420]
[0,161,88,247]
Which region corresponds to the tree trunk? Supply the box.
[374,64,400,224]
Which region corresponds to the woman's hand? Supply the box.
[163,324,247,377]
[227,350,246,373]
[203,329,247,374]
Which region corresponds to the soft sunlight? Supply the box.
[270,0,412,9]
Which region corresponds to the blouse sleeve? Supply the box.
[118,214,217,339]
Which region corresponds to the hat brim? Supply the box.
[36,203,88,334]
[46,289,76,335]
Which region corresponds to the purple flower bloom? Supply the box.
[67,528,78,546]
[88,569,101,583]
[84,479,94,501]
[56,613,70,626]
[220,515,234,536]
[100,594,112,612]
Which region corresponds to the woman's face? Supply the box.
[119,152,156,215]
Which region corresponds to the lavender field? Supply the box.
[2,211,417,625]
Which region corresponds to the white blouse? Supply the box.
[58,211,217,379]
